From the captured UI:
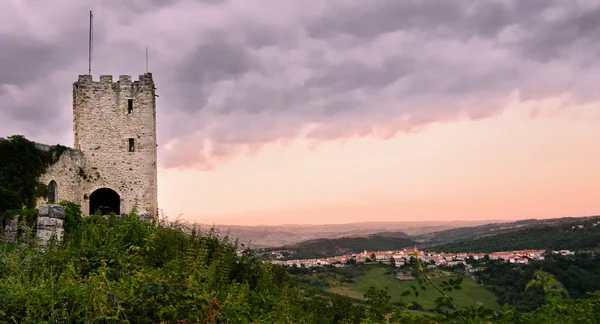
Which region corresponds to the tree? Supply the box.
[331,295,365,323]
[364,287,393,322]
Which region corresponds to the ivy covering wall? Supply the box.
[0,135,67,214]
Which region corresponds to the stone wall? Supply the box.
[36,204,65,247]
[1,204,64,246]
[72,74,158,218]
[36,147,84,206]
[1,217,18,242]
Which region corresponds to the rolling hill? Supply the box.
[260,235,418,260]
[257,215,600,259]
[432,217,600,252]
[197,220,497,248]
[364,216,600,249]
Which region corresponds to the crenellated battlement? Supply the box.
[75,73,154,87]
[34,70,158,220]
[67,71,158,219]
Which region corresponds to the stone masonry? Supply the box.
[1,217,18,242]
[1,204,65,246]
[36,74,158,219]
[36,204,65,247]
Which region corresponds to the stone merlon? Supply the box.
[75,73,154,86]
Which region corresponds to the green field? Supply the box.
[327,266,500,310]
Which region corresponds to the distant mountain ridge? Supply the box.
[194,220,500,248]
[258,215,600,258]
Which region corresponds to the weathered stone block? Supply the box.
[1,216,18,243]
[100,75,113,83]
[37,217,63,227]
[38,204,49,216]
[38,204,65,219]
[36,216,64,246]
[36,204,66,247]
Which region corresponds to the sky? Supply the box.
[1,0,599,225]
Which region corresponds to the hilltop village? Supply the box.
[269,248,576,268]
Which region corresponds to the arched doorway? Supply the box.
[48,181,58,203]
[89,188,120,215]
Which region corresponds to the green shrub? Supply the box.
[0,187,20,212]
[59,200,84,233]
[0,135,67,212]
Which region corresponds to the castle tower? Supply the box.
[72,73,158,218]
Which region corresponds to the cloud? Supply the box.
[1,0,599,169]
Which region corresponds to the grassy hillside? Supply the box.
[433,218,600,252]
[288,265,499,311]
[262,235,417,260]
[334,266,500,310]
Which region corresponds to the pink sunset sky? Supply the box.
[160,95,600,225]
[1,1,599,225]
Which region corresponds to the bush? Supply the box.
[0,135,68,213]
[0,209,318,322]
[0,187,20,212]
[59,200,84,233]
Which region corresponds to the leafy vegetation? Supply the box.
[59,200,85,233]
[475,252,600,313]
[474,262,547,313]
[1,205,600,322]
[346,267,500,310]
[261,235,417,260]
[0,211,285,322]
[288,264,499,311]
[0,208,446,323]
[0,135,67,213]
[284,255,600,322]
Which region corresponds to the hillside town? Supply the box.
[269,248,576,268]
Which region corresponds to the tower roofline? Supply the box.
[75,73,153,85]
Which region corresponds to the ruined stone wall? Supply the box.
[1,204,65,247]
[36,204,65,247]
[72,74,158,218]
[36,145,84,206]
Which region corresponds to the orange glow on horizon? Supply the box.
[157,95,600,225]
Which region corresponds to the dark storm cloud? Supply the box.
[305,0,467,39]
[305,58,416,94]
[0,28,87,86]
[1,0,599,169]
[519,6,600,62]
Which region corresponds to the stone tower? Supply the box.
[72,73,158,218]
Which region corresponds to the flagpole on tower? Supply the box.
[88,11,93,75]
[146,47,149,73]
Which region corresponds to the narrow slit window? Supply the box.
[127,99,133,114]
[128,138,135,152]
